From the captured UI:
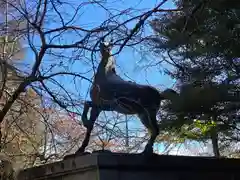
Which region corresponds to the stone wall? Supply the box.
[18,153,240,180]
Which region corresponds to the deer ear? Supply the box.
[109,39,114,49]
[99,42,104,52]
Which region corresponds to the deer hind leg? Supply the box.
[76,106,101,154]
[138,109,159,154]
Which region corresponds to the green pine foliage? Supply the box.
[150,0,240,156]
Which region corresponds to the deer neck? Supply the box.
[97,51,115,76]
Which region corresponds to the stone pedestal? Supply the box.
[18,153,240,180]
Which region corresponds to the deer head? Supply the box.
[98,39,116,75]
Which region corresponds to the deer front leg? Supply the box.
[77,101,117,154]
[81,101,91,128]
[76,106,101,154]
[82,101,115,128]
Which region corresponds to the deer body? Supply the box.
[77,40,165,154]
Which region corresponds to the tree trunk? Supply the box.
[211,129,220,158]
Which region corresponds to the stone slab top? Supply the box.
[18,152,240,179]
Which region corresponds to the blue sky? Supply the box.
[21,0,177,111]
[70,0,176,128]
[20,0,183,153]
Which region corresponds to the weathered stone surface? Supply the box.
[18,153,240,180]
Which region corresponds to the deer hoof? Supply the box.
[142,146,154,155]
[92,149,112,154]
[75,148,90,156]
[63,151,90,160]
[75,147,85,154]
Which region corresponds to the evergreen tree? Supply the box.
[149,0,240,157]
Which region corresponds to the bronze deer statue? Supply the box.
[76,39,174,155]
